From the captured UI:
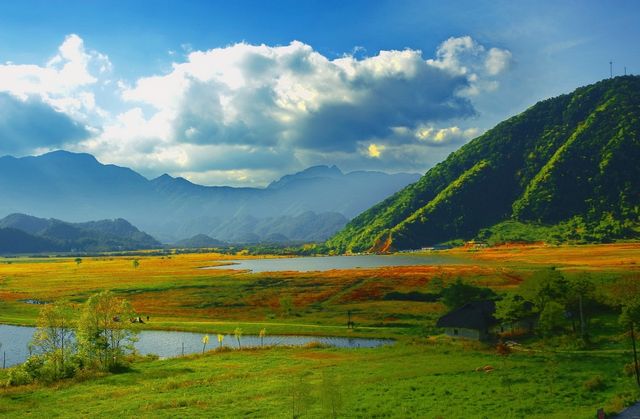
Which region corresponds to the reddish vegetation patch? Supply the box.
[338,280,391,303]
[293,287,339,307]
[449,243,640,270]
[5,246,636,328]
[0,291,31,301]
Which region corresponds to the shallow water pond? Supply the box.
[204,253,461,272]
[0,324,393,367]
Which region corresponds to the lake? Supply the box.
[0,324,393,367]
[203,253,461,273]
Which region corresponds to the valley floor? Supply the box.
[0,243,639,417]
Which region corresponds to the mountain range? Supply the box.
[0,152,419,244]
[0,213,160,253]
[327,76,640,252]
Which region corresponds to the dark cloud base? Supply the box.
[0,93,90,155]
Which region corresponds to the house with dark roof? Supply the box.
[436,300,497,340]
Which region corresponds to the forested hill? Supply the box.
[0,213,160,253]
[327,76,640,253]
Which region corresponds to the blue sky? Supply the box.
[0,0,639,186]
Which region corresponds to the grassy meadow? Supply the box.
[0,243,639,417]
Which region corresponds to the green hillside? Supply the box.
[0,214,161,253]
[327,76,640,253]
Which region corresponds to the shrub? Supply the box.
[6,356,45,386]
[605,391,637,415]
[6,366,34,386]
[303,341,331,349]
[383,291,440,302]
[583,375,606,392]
[496,341,511,356]
[441,279,496,309]
[623,362,638,377]
[538,301,565,336]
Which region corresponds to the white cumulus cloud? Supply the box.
[0,34,111,122]
[102,36,510,182]
[0,34,512,185]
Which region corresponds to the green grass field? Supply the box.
[0,341,635,418]
[1,244,640,417]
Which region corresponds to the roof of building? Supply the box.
[436,300,497,330]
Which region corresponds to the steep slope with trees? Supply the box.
[327,76,640,252]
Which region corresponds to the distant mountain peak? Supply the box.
[0,149,420,244]
[154,173,174,181]
[267,165,344,189]
[299,165,343,176]
[39,149,99,163]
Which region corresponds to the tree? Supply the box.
[132,259,140,269]
[620,298,640,387]
[520,267,568,312]
[74,258,82,267]
[441,278,496,310]
[538,301,565,336]
[566,274,596,339]
[31,302,76,379]
[604,275,640,308]
[494,294,531,331]
[77,291,138,371]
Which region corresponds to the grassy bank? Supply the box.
[0,340,636,418]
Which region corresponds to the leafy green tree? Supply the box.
[77,291,138,371]
[566,274,596,339]
[494,294,531,331]
[604,275,640,308]
[31,302,76,379]
[441,278,496,309]
[520,267,568,312]
[620,298,640,387]
[538,301,565,336]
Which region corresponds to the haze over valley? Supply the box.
[0,150,418,244]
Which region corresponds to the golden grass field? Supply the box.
[1,243,638,335]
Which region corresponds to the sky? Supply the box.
[0,0,639,186]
